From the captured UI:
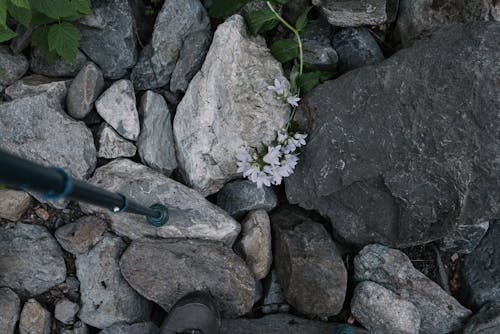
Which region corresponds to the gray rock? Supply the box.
[78,0,137,79]
[100,322,159,334]
[286,23,500,248]
[80,159,240,246]
[62,321,90,334]
[76,234,152,329]
[55,216,107,255]
[463,221,500,307]
[55,298,79,325]
[5,74,71,106]
[262,269,289,314]
[0,93,97,180]
[173,15,289,196]
[440,220,490,254]
[131,0,210,91]
[66,62,105,119]
[351,281,421,334]
[312,0,387,27]
[302,18,338,71]
[0,223,66,296]
[97,123,137,159]
[0,189,32,221]
[272,215,347,317]
[95,80,140,140]
[10,25,34,54]
[236,210,272,280]
[0,45,28,86]
[354,244,472,334]
[217,179,278,219]
[463,301,500,334]
[65,276,81,302]
[137,91,177,175]
[30,47,87,77]
[331,27,384,73]
[0,287,20,334]
[19,299,51,334]
[120,238,255,318]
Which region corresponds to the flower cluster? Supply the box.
[267,79,301,107]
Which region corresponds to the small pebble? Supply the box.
[35,207,50,221]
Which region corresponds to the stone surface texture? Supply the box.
[55,298,80,325]
[173,15,289,196]
[97,123,137,159]
[0,223,66,296]
[55,216,108,255]
[440,220,490,254]
[137,91,177,175]
[66,62,105,119]
[312,0,387,26]
[301,18,337,71]
[19,299,51,334]
[80,159,240,246]
[4,75,71,106]
[120,238,255,318]
[355,244,472,334]
[62,322,90,334]
[286,23,500,248]
[0,189,32,221]
[100,322,159,334]
[463,301,500,334]
[0,287,20,334]
[76,234,152,329]
[0,45,29,86]
[30,48,87,77]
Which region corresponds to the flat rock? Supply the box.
[80,159,240,246]
[463,221,500,307]
[286,23,500,248]
[351,281,421,334]
[100,322,159,334]
[66,62,105,119]
[131,0,211,91]
[236,210,272,280]
[301,18,337,71]
[0,223,66,296]
[312,0,387,27]
[30,48,87,77]
[96,80,140,140]
[19,299,51,334]
[78,0,137,79]
[354,244,472,334]
[0,45,29,86]
[0,287,20,334]
[173,15,289,196]
[55,298,79,325]
[0,189,32,221]
[272,213,347,317]
[97,123,137,159]
[76,234,152,329]
[55,216,107,255]
[440,220,490,254]
[463,301,500,334]
[120,238,255,318]
[4,74,71,106]
[137,91,177,175]
[217,179,278,220]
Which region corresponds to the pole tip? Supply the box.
[147,203,169,227]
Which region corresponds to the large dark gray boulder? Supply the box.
[286,22,500,248]
[463,301,500,334]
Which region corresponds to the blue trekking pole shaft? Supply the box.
[0,149,168,227]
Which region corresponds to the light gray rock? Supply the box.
[80,159,240,246]
[66,62,105,119]
[30,47,87,77]
[312,0,387,27]
[62,321,90,334]
[120,238,255,318]
[463,301,500,334]
[55,298,80,325]
[100,322,159,334]
[95,80,140,140]
[302,18,337,71]
[0,189,32,221]
[236,210,272,280]
[0,287,20,334]
[97,124,137,159]
[354,244,472,334]
[55,216,107,255]
[0,45,29,86]
[137,91,177,175]
[131,0,211,92]
[78,0,137,79]
[19,299,51,334]
[0,93,97,180]
[173,15,289,196]
[272,214,347,317]
[4,74,71,106]
[76,234,152,329]
[440,220,490,254]
[0,223,66,296]
[217,179,278,219]
[351,281,421,334]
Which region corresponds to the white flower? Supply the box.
[267,79,286,96]
[281,153,299,175]
[293,133,307,147]
[277,129,288,143]
[236,147,253,174]
[286,95,300,107]
[248,169,272,188]
[263,145,282,167]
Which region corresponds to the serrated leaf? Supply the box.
[31,25,56,62]
[0,0,7,26]
[270,38,298,63]
[208,0,250,18]
[31,11,57,24]
[31,0,76,19]
[0,23,16,42]
[298,70,335,93]
[8,1,31,27]
[246,8,278,35]
[48,22,80,63]
[9,0,29,9]
[295,6,312,34]
[70,0,91,15]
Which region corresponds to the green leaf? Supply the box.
[270,38,298,63]
[246,8,278,35]
[9,0,30,9]
[209,0,250,18]
[0,0,7,26]
[31,0,76,19]
[31,11,57,24]
[8,1,31,27]
[48,22,80,63]
[0,23,16,42]
[298,70,335,93]
[295,6,312,35]
[70,0,91,15]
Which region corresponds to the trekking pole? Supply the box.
[0,149,169,227]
